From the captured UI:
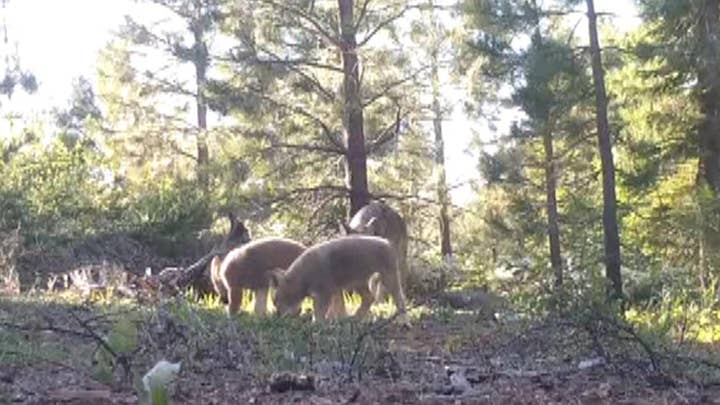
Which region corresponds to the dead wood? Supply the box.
[157,212,250,293]
[47,389,113,403]
[347,310,408,381]
[268,372,316,393]
[67,309,137,386]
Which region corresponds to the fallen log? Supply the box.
[153,212,251,295]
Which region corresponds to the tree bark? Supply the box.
[697,0,720,192]
[543,127,562,289]
[586,0,622,299]
[338,0,370,217]
[430,46,453,258]
[696,0,720,286]
[193,4,210,190]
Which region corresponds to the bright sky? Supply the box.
[3,0,136,111]
[2,0,641,206]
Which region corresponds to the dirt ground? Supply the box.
[1,295,720,404]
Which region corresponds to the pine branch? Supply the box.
[244,85,345,150]
[247,45,339,101]
[362,65,430,108]
[357,3,415,48]
[367,107,407,154]
[354,0,373,31]
[268,185,350,205]
[267,142,345,155]
[231,55,344,74]
[168,142,200,162]
[257,0,341,48]
[143,73,196,98]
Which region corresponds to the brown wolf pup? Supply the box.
[207,218,252,303]
[340,201,409,301]
[272,235,407,322]
[212,237,307,315]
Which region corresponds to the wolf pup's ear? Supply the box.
[238,222,251,243]
[338,220,353,236]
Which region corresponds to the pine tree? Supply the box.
[210,0,424,223]
[118,0,224,190]
[583,0,622,299]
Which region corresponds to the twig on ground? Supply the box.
[583,318,612,367]
[671,353,720,371]
[80,308,138,326]
[68,308,135,385]
[0,321,96,341]
[347,309,407,380]
[592,312,661,372]
[1,349,100,382]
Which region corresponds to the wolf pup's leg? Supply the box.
[354,284,375,318]
[227,287,244,316]
[326,292,347,320]
[379,267,407,315]
[312,294,332,323]
[254,288,268,315]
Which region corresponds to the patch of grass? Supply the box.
[93,316,140,385]
[0,294,99,369]
[0,291,147,388]
[0,289,430,390]
[626,305,720,343]
[625,285,720,344]
[0,324,85,366]
[158,293,406,380]
[431,305,459,324]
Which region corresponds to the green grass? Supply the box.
[6,285,719,399]
[626,304,720,344]
[0,286,478,392]
[0,323,83,366]
[0,294,130,371]
[166,290,416,378]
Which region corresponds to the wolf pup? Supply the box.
[212,237,307,315]
[340,201,409,301]
[272,235,407,322]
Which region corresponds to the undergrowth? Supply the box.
[2,285,719,402]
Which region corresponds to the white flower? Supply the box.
[142,360,182,392]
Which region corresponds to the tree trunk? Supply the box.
[193,8,210,190]
[586,0,622,300]
[698,0,720,192]
[430,46,453,258]
[338,0,370,217]
[543,127,562,289]
[695,0,720,286]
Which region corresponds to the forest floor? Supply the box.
[1,292,720,404]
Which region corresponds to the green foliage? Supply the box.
[456,0,720,312]
[0,132,216,250]
[93,316,139,385]
[123,177,212,256]
[607,21,720,296]
[0,137,113,242]
[626,295,720,345]
[148,385,170,405]
[0,314,81,366]
[206,0,436,234]
[4,0,720,327]
[459,0,608,304]
[157,295,408,381]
